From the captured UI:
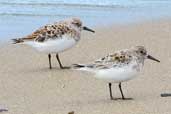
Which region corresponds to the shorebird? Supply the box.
[72,46,160,100]
[12,18,95,69]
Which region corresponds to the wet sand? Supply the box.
[0,19,171,114]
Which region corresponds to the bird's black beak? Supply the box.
[83,26,95,33]
[147,55,160,62]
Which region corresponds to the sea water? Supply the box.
[0,0,171,41]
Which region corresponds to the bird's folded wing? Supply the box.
[20,22,72,42]
[94,51,133,68]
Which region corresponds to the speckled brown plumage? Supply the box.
[73,46,151,70]
[12,18,83,43]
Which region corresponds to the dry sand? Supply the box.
[0,19,171,114]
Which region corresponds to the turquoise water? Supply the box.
[0,0,171,41]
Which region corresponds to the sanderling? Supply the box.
[72,46,160,100]
[12,18,95,69]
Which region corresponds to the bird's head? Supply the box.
[69,18,95,33]
[131,46,160,62]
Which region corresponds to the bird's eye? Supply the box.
[73,22,80,26]
[140,51,144,54]
[77,23,82,27]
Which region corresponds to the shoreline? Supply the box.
[1,17,171,44]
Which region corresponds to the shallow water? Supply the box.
[0,0,171,41]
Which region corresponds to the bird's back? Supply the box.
[12,20,80,44]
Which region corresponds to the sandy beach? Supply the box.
[0,19,171,114]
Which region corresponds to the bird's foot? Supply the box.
[60,66,70,69]
[122,97,133,100]
[111,97,133,100]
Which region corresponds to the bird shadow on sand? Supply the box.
[63,97,134,107]
[23,66,72,74]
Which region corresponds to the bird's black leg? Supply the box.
[48,54,52,69]
[109,83,114,100]
[56,54,65,69]
[119,83,125,99]
[118,83,133,100]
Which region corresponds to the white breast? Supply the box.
[24,36,77,53]
[94,63,140,83]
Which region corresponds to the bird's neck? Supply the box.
[130,58,144,72]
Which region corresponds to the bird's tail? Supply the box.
[71,63,96,73]
[11,38,24,44]
[71,64,86,69]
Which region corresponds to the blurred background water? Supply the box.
[0,0,171,41]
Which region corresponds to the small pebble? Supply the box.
[0,108,8,112]
[161,93,171,97]
[68,111,74,114]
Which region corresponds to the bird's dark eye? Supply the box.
[73,22,81,27]
[140,51,144,54]
[76,23,81,27]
